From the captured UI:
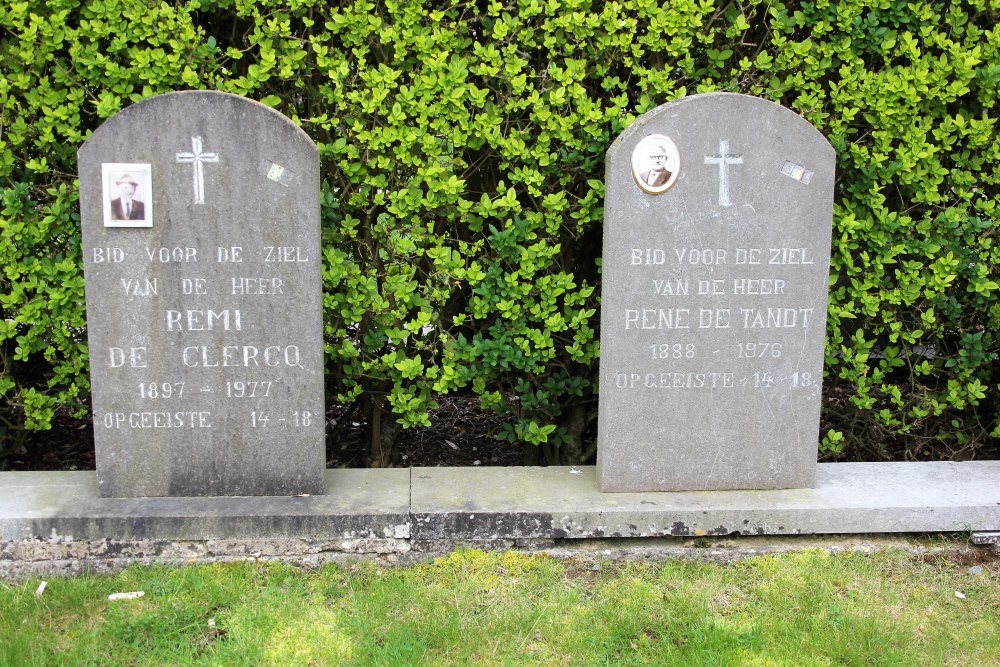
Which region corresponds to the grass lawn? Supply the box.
[2,547,998,666]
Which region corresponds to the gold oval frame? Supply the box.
[631,134,680,195]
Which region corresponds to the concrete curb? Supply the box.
[2,462,998,579]
[411,462,1000,538]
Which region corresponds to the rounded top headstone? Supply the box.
[79,91,315,161]
[609,92,833,157]
[597,92,836,493]
[78,91,325,498]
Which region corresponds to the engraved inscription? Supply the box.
[96,238,314,433]
[232,277,284,295]
[652,279,689,296]
[180,345,303,368]
[147,247,197,262]
[121,278,158,296]
[737,342,783,358]
[732,278,785,295]
[138,382,185,399]
[264,246,309,262]
[166,309,242,332]
[739,307,813,329]
[616,242,821,390]
[650,343,696,359]
[217,247,243,262]
[92,247,126,263]
[226,381,271,398]
[614,372,736,389]
[625,309,691,330]
[100,411,211,429]
[630,247,813,266]
[92,223,318,448]
[109,347,147,368]
[182,278,208,295]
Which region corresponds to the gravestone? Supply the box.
[78,91,325,498]
[597,93,835,492]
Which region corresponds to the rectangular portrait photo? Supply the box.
[102,163,153,228]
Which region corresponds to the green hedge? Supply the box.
[1,0,998,464]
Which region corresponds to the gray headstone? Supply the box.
[597,93,835,492]
[78,91,325,498]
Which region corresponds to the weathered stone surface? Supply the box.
[597,93,835,491]
[1,536,983,582]
[0,469,410,541]
[1,464,998,578]
[78,91,324,497]
[409,464,1000,539]
[410,539,518,553]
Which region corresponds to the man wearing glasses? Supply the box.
[639,144,673,187]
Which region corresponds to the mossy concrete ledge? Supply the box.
[410,462,1000,539]
[2,462,999,549]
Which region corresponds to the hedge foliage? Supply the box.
[1,0,998,464]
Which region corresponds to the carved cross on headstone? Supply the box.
[597,93,836,493]
[175,136,219,204]
[78,91,325,498]
[703,139,743,207]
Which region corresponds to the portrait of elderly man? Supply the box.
[631,134,679,194]
[110,172,146,221]
[639,143,673,187]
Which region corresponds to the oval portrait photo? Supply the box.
[631,134,680,195]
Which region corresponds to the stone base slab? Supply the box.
[1,469,411,542]
[412,463,1000,538]
[2,463,998,578]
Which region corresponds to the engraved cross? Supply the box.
[703,139,743,208]
[175,136,219,205]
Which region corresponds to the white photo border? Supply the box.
[102,162,153,228]
[631,134,680,195]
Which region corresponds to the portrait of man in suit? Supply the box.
[631,134,680,195]
[110,173,145,220]
[639,145,672,187]
[102,163,152,228]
